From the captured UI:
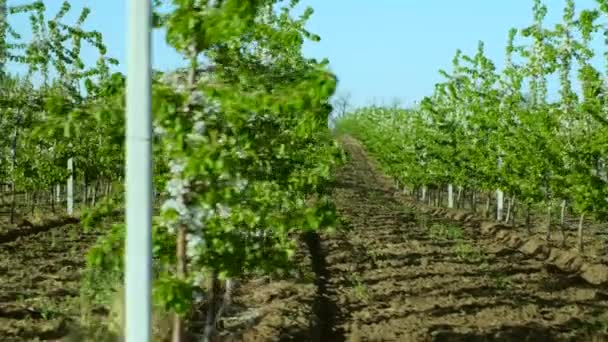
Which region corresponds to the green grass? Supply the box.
[454,241,486,263]
[428,223,464,241]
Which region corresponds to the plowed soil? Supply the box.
[0,217,98,341]
[222,136,608,341]
[3,136,608,341]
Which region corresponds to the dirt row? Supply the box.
[406,203,608,287]
[221,136,608,341]
[0,215,99,341]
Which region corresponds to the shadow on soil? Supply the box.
[0,217,79,244]
[289,231,345,342]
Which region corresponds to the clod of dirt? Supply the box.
[348,323,361,342]
[462,214,476,223]
[431,209,446,217]
[480,222,508,235]
[495,229,510,240]
[506,235,525,249]
[553,250,584,272]
[547,248,561,262]
[453,211,469,221]
[580,263,608,285]
[16,219,33,228]
[519,237,548,257]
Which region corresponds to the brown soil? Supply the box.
[0,216,98,341]
[219,136,608,341]
[3,136,608,341]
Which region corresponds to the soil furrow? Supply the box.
[0,220,98,341]
[0,216,80,244]
[321,136,608,341]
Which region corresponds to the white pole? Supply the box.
[447,184,454,209]
[496,156,504,222]
[125,0,152,340]
[496,189,504,221]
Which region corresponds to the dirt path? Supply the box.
[0,218,98,341]
[316,137,608,341]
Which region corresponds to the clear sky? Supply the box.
[7,0,607,107]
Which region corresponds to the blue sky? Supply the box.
[7,0,607,107]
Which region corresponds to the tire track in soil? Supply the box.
[322,136,608,341]
[303,230,345,341]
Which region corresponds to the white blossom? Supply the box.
[186,233,205,261]
[169,160,185,174]
[161,198,188,217]
[219,172,230,181]
[192,272,206,287]
[193,290,205,304]
[217,204,232,218]
[193,120,206,135]
[234,178,248,192]
[236,148,247,159]
[153,124,166,136]
[190,90,204,105]
[166,177,189,198]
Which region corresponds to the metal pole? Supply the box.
[125,0,152,341]
[496,189,504,221]
[448,184,454,209]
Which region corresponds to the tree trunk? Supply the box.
[437,187,443,207]
[30,191,36,215]
[470,190,477,213]
[456,187,463,209]
[578,212,585,253]
[67,157,74,216]
[203,271,220,342]
[559,200,567,247]
[525,203,531,235]
[483,193,491,218]
[545,205,552,241]
[50,186,55,213]
[10,183,16,225]
[91,181,98,207]
[509,196,517,227]
[215,278,237,329]
[10,112,21,225]
[172,226,187,342]
[82,173,88,209]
